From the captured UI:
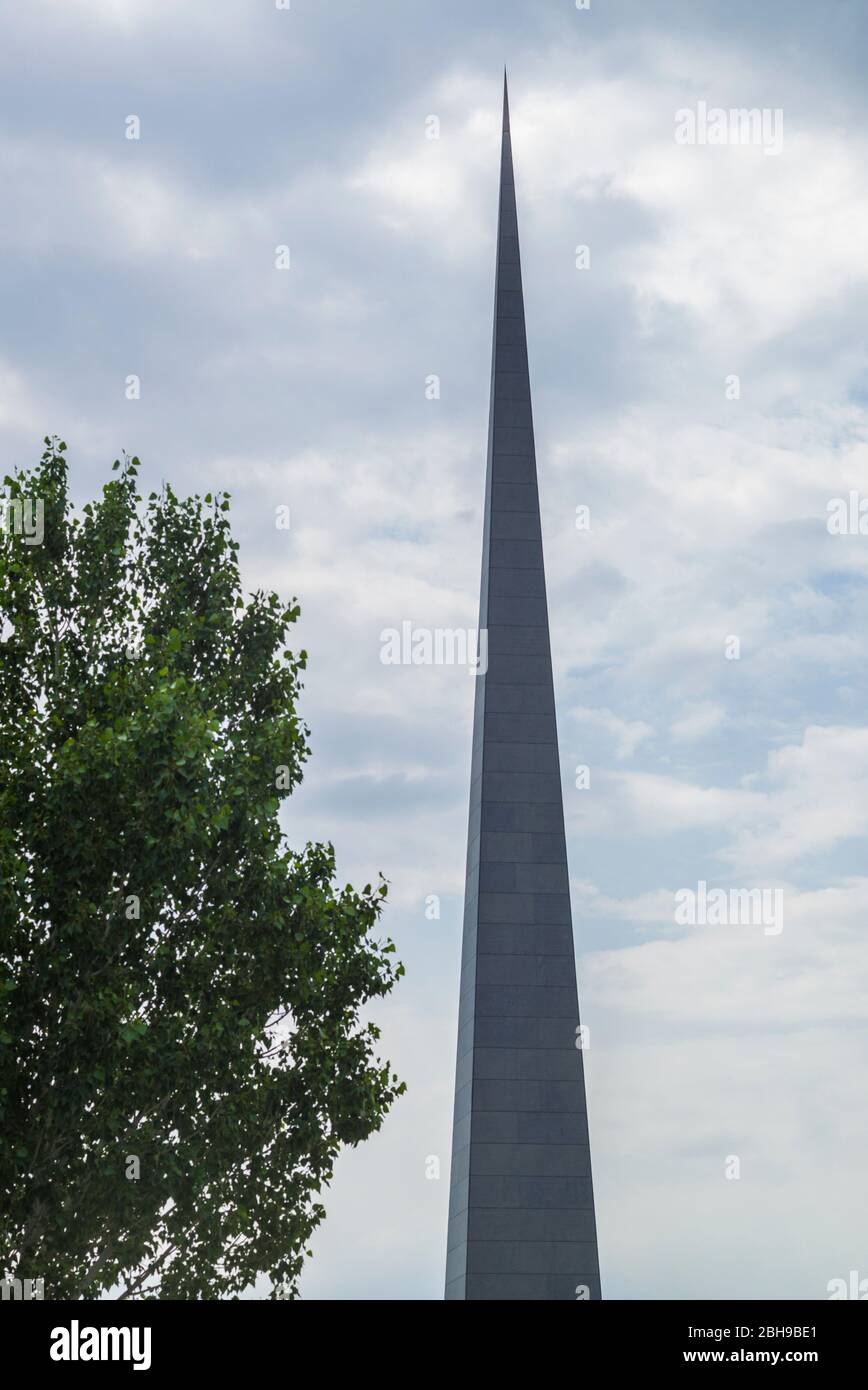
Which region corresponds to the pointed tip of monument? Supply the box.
[502,69,510,133]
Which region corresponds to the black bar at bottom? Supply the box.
[4,1296,864,1375]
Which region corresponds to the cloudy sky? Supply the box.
[2,0,868,1299]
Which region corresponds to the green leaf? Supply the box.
[0,440,404,1302]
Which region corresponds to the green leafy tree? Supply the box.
[0,440,404,1299]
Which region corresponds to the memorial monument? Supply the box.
[445,74,602,1301]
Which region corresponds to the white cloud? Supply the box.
[583,874,868,1295]
[728,725,868,871]
[670,701,727,742]
[572,705,653,758]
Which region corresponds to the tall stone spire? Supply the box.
[445,73,601,1301]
